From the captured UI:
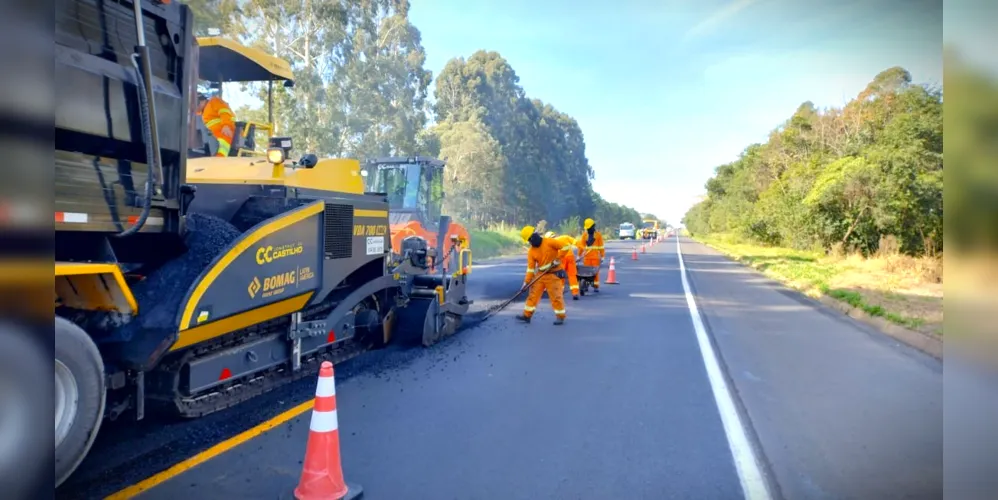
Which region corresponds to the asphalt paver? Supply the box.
[56,255,528,500]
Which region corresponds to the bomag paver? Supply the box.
[54,0,471,488]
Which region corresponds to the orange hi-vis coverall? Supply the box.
[576,230,605,290]
[201,96,235,157]
[551,234,580,297]
[523,237,570,319]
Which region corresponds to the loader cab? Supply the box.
[361,157,445,231]
[189,37,294,158]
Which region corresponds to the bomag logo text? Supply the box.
[255,242,305,265]
[246,270,297,299]
[264,271,296,290]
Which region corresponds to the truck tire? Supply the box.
[0,322,50,498]
[55,317,106,488]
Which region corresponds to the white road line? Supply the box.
[676,234,772,500]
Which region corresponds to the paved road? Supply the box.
[59,237,949,499]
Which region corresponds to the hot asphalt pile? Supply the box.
[115,213,241,342]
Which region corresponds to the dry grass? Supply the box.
[697,234,943,336]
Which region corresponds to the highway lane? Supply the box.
[113,240,749,499]
[55,254,528,500]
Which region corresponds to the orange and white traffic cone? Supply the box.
[631,247,638,260]
[641,244,646,254]
[294,361,363,500]
[606,257,619,284]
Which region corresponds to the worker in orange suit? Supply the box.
[576,218,605,292]
[516,225,570,325]
[198,92,236,157]
[545,231,580,300]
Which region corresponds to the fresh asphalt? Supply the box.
[57,238,948,499]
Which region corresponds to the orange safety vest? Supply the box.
[523,237,569,285]
[201,96,235,157]
[576,231,605,265]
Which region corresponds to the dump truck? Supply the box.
[639,219,659,240]
[54,0,471,487]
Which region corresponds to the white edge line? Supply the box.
[676,234,772,500]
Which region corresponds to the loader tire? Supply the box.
[55,317,106,488]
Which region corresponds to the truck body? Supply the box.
[639,219,659,240]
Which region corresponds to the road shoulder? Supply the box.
[693,238,942,359]
[679,236,943,500]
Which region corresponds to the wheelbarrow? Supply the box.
[576,262,602,296]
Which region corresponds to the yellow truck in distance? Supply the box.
[639,219,659,240]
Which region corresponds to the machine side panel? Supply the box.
[296,190,391,303]
[173,201,325,349]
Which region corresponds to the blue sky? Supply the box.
[408,0,943,225]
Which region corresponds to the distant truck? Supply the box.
[639,219,660,240]
[618,222,636,239]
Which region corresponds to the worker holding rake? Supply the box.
[517,223,570,325]
[544,230,580,300]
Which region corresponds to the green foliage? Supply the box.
[944,49,998,253]
[430,51,604,228]
[556,216,581,237]
[683,66,943,256]
[469,227,523,260]
[190,1,643,233]
[592,193,642,235]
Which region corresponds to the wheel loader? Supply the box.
[54,0,471,488]
[360,157,473,268]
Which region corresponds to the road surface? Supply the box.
[57,237,947,500]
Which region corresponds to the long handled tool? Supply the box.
[480,268,556,321]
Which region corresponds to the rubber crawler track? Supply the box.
[147,293,373,418]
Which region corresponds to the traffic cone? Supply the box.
[606,257,619,284]
[641,244,646,254]
[294,361,363,500]
[631,247,638,260]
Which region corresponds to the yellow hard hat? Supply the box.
[544,231,555,238]
[520,225,536,243]
[584,218,595,229]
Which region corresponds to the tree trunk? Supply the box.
[841,205,869,247]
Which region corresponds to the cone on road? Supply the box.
[605,257,619,284]
[631,247,638,260]
[294,361,363,500]
[641,244,646,254]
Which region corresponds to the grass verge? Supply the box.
[469,225,525,260]
[694,233,943,337]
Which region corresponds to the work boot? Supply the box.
[572,295,579,301]
[593,287,600,293]
[553,317,565,325]
[515,314,531,323]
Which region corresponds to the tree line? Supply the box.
[184,0,644,235]
[682,66,943,257]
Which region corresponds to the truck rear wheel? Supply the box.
[55,317,106,488]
